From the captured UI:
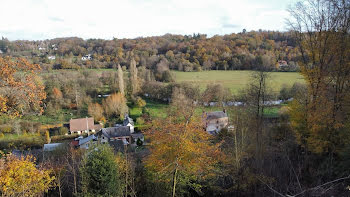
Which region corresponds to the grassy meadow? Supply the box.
[173,70,305,93]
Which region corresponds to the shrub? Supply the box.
[0,126,12,134]
[59,127,68,135]
[136,117,145,125]
[134,97,146,108]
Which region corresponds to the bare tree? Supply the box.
[245,68,272,164]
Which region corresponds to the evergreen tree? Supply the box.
[80,144,122,197]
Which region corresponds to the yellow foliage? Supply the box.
[144,116,224,188]
[0,154,54,196]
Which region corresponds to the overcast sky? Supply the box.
[0,0,294,41]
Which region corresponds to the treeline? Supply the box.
[0,30,300,72]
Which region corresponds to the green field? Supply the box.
[173,70,305,93]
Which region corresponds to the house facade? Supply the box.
[203,110,229,134]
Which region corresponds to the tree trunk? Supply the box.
[172,167,178,197]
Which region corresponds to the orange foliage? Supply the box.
[52,87,63,100]
[0,57,46,117]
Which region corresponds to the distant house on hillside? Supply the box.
[82,54,92,61]
[69,117,95,135]
[203,110,229,135]
[277,60,288,70]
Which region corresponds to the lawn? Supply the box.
[173,70,305,93]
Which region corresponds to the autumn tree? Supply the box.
[0,154,54,196]
[0,57,46,117]
[129,58,139,95]
[169,87,196,122]
[288,0,350,155]
[102,93,128,120]
[145,116,223,197]
[88,103,104,122]
[118,64,125,94]
[202,84,232,105]
[115,152,136,197]
[49,87,64,110]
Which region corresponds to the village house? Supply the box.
[69,117,95,135]
[203,110,229,135]
[99,126,131,145]
[98,115,144,148]
[70,135,98,149]
[78,135,98,149]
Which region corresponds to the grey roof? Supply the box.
[79,135,97,146]
[206,111,227,120]
[123,116,134,126]
[131,133,144,139]
[101,126,131,138]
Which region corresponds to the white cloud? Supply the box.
[0,0,293,40]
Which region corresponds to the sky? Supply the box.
[0,0,294,41]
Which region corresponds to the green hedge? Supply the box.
[0,134,45,150]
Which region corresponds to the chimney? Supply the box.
[86,117,90,136]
